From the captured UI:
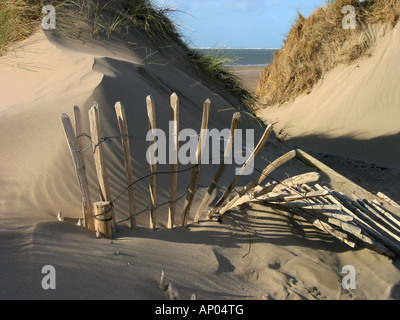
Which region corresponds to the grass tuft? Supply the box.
[256,0,400,109]
[0,0,43,55]
[189,48,256,112]
[0,0,254,112]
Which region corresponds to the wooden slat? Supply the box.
[194,112,242,223]
[219,150,296,215]
[61,113,95,231]
[221,172,321,209]
[180,99,211,227]
[261,189,329,203]
[377,192,400,209]
[73,106,86,167]
[146,95,158,230]
[208,124,273,218]
[168,93,180,229]
[330,190,400,257]
[115,101,136,229]
[89,103,115,228]
[371,200,400,230]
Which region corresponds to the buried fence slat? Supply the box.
[371,199,400,231]
[219,150,296,215]
[208,124,273,218]
[89,103,115,228]
[222,172,321,210]
[115,102,136,229]
[168,93,179,229]
[260,189,329,203]
[194,112,242,223]
[73,106,86,168]
[147,95,158,230]
[329,190,400,257]
[377,192,400,209]
[61,114,95,231]
[180,99,211,227]
[94,201,113,239]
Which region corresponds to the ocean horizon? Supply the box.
[192,48,279,67]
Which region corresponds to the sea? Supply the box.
[193,48,279,67]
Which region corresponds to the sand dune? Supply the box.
[1,28,400,300]
[257,24,400,169]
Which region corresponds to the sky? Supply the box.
[152,0,327,48]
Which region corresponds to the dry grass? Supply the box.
[0,0,254,111]
[256,0,400,108]
[0,0,43,55]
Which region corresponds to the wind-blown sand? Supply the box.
[1,27,400,300]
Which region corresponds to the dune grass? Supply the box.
[189,48,256,111]
[0,0,43,55]
[256,0,400,108]
[0,0,254,111]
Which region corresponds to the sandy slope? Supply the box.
[1,29,400,300]
[257,24,400,170]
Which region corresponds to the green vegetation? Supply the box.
[0,0,253,111]
[256,0,400,108]
[189,48,256,111]
[0,0,42,54]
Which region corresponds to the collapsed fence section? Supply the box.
[61,92,277,238]
[60,92,400,261]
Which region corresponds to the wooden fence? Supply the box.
[60,92,400,261]
[61,92,283,238]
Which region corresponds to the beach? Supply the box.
[1,2,400,302]
[228,66,265,92]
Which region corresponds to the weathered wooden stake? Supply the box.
[219,150,296,214]
[115,102,137,229]
[168,93,179,229]
[73,106,86,168]
[208,124,273,218]
[147,95,158,230]
[61,113,95,230]
[94,201,113,239]
[194,112,242,223]
[180,99,211,227]
[88,103,115,228]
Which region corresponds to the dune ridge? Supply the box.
[257,24,400,169]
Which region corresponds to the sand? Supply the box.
[256,24,400,171]
[227,66,265,93]
[1,26,400,301]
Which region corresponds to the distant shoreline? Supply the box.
[227,65,265,92]
[192,47,280,50]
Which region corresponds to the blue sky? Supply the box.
[152,0,327,48]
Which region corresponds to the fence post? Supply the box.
[94,201,113,239]
[208,124,273,218]
[194,112,242,223]
[180,99,211,227]
[115,102,137,229]
[88,102,115,228]
[61,113,95,230]
[73,106,86,168]
[168,93,179,229]
[146,95,158,230]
